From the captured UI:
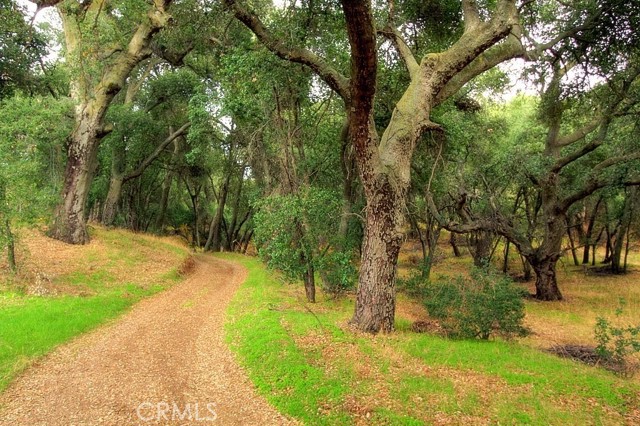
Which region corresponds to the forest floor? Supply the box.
[0,228,296,425]
[1,229,639,425]
[224,239,640,425]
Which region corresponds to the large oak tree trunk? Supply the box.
[50,1,171,244]
[528,207,565,300]
[351,182,403,332]
[531,257,563,300]
[50,110,103,244]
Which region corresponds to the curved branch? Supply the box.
[223,0,350,101]
[434,32,524,105]
[124,122,190,183]
[554,118,601,147]
[378,25,418,78]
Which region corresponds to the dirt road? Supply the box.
[0,255,296,426]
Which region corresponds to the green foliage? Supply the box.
[0,0,48,98]
[595,300,640,365]
[422,268,528,340]
[253,188,355,295]
[0,95,71,265]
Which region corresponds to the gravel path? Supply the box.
[0,255,297,426]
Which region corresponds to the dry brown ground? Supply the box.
[0,255,298,426]
[0,226,188,295]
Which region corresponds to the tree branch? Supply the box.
[434,31,524,105]
[124,122,190,183]
[378,25,419,79]
[223,0,350,101]
[554,117,601,147]
[462,0,482,32]
[592,151,640,173]
[425,190,533,257]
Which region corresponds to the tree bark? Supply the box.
[50,109,104,243]
[204,174,230,252]
[4,218,16,273]
[50,1,172,244]
[531,257,563,301]
[351,181,402,332]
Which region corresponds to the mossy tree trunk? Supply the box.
[49,0,172,244]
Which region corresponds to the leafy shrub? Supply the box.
[317,251,357,296]
[422,268,528,340]
[397,262,432,297]
[594,300,640,368]
[253,188,356,296]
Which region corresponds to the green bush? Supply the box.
[422,268,528,340]
[594,300,640,367]
[253,188,356,296]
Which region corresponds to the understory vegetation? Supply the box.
[0,227,189,391]
[225,253,640,425]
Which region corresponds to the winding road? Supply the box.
[0,256,296,426]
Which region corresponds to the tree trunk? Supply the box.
[521,255,532,281]
[623,225,631,273]
[582,243,591,265]
[240,229,253,254]
[581,197,601,264]
[531,257,563,301]
[50,1,171,244]
[5,218,16,273]
[469,230,493,267]
[304,261,316,303]
[450,232,462,257]
[102,173,124,226]
[566,223,579,266]
[155,136,182,231]
[351,177,403,333]
[611,188,637,273]
[503,240,510,273]
[204,174,230,252]
[224,173,244,251]
[50,111,102,244]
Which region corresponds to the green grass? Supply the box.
[223,253,640,425]
[0,228,189,392]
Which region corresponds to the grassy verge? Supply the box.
[223,253,640,425]
[0,227,189,392]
